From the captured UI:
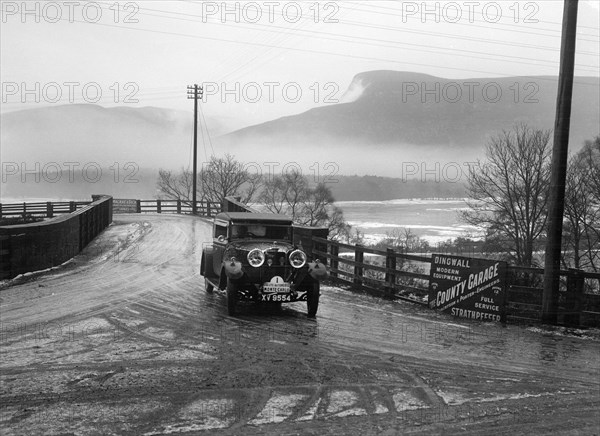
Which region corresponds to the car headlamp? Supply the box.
[247,248,265,267]
[289,249,307,269]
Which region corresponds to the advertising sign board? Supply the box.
[429,254,507,322]
[113,198,138,214]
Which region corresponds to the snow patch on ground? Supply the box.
[326,390,367,417]
[249,393,308,424]
[436,389,576,406]
[392,389,429,411]
[145,398,236,434]
[526,326,600,340]
[155,348,216,361]
[296,397,321,421]
[142,326,176,340]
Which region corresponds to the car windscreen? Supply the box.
[231,224,291,240]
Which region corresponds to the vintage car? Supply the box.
[200,212,327,317]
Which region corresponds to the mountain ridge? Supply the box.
[220,70,599,149]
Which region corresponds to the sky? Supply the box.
[1,0,599,129]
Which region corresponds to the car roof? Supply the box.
[215,212,294,224]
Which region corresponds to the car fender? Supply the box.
[201,248,216,278]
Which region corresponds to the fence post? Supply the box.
[207,201,212,217]
[0,203,2,218]
[354,244,364,287]
[136,200,141,213]
[69,201,76,213]
[157,200,162,214]
[47,202,53,218]
[177,200,181,214]
[565,268,585,327]
[330,243,339,279]
[385,248,396,297]
[22,202,26,219]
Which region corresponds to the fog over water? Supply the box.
[336,198,482,245]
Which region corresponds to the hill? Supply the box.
[217,71,600,176]
[0,104,230,170]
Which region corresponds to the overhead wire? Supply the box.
[48,14,599,88]
[5,0,593,110]
[348,1,600,38]
[199,102,215,159]
[99,2,599,71]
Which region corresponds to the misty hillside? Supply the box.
[217,71,599,173]
[2,72,598,181]
[0,105,231,169]
[0,167,160,201]
[0,169,463,203]
[329,175,465,201]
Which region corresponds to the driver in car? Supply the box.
[236,225,248,238]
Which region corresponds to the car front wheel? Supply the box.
[307,283,320,318]
[227,279,238,316]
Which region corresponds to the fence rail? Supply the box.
[138,200,220,216]
[0,201,91,218]
[0,199,221,218]
[313,237,600,327]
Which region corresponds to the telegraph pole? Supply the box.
[542,0,579,323]
[187,84,203,215]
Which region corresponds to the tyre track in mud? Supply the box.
[1,214,599,435]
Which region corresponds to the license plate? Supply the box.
[261,294,292,302]
[262,283,291,294]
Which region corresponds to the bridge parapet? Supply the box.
[0,196,113,280]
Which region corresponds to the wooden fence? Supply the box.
[312,237,431,305]
[312,237,600,327]
[137,200,220,216]
[0,196,113,280]
[0,199,221,218]
[0,201,91,218]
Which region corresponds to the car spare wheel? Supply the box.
[205,278,214,293]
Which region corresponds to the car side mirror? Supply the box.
[217,235,226,243]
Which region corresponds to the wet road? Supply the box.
[1,214,599,435]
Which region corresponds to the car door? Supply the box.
[212,220,229,275]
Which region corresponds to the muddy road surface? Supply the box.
[1,214,599,435]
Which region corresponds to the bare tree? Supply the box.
[383,228,429,253]
[327,206,353,242]
[583,136,600,203]
[156,168,194,206]
[259,170,352,240]
[200,154,261,204]
[260,169,309,217]
[461,124,552,266]
[157,154,261,206]
[298,183,334,227]
[259,176,288,214]
[563,136,600,271]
